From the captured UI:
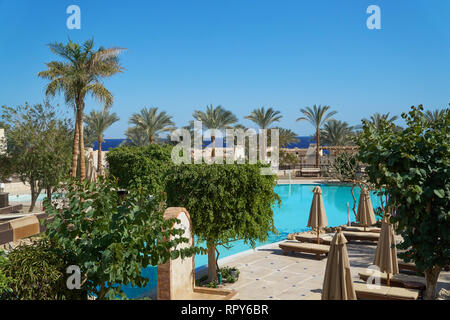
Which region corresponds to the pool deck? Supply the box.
[194,238,450,300]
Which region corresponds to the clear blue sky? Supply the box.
[0,0,449,138]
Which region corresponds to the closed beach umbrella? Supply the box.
[357,187,376,231]
[373,215,398,286]
[307,186,328,244]
[322,227,356,300]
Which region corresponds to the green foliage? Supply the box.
[357,105,450,273]
[44,176,199,299]
[220,266,240,283]
[0,240,86,300]
[0,102,73,210]
[166,163,280,248]
[106,144,173,193]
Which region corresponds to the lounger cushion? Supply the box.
[353,282,419,300]
[279,241,330,254]
[342,231,380,241]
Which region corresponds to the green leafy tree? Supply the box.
[106,144,173,194]
[129,107,174,145]
[38,39,124,180]
[84,110,119,174]
[0,102,72,211]
[44,176,198,299]
[166,163,280,282]
[296,105,337,168]
[321,120,354,146]
[193,105,238,157]
[357,105,450,300]
[0,239,86,300]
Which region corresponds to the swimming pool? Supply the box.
[8,193,48,203]
[121,183,381,298]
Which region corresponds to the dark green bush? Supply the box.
[0,240,87,300]
[106,144,173,194]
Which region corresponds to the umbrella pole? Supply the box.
[317,228,320,244]
[387,273,390,286]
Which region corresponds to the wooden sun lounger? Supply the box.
[295,234,332,245]
[342,231,379,242]
[279,241,330,260]
[353,282,419,300]
[300,168,321,177]
[358,271,425,292]
[341,226,381,233]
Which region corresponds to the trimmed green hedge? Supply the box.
[106,144,173,194]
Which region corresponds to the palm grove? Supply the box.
[0,38,448,299]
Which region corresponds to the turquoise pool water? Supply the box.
[9,193,47,202]
[121,183,381,298]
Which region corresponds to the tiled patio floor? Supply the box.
[208,239,450,300]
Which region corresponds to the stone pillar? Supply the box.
[157,207,195,300]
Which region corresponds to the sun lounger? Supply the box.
[341,226,380,233]
[300,168,321,177]
[353,282,419,300]
[279,241,330,260]
[342,231,379,242]
[358,271,425,290]
[295,233,332,245]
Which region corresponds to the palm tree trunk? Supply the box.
[79,107,86,181]
[97,138,102,174]
[149,135,154,145]
[316,128,320,168]
[71,109,80,178]
[211,135,216,158]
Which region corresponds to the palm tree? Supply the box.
[192,105,238,157]
[277,128,299,148]
[321,120,354,146]
[129,107,174,144]
[296,105,337,168]
[38,39,124,180]
[245,107,282,129]
[124,126,149,147]
[84,110,119,174]
[424,108,447,123]
[364,112,398,128]
[245,107,282,161]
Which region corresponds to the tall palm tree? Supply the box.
[245,107,282,129]
[245,107,282,161]
[38,39,124,180]
[129,107,174,144]
[321,120,354,146]
[84,110,119,174]
[296,105,337,168]
[192,105,238,157]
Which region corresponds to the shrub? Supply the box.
[106,144,173,194]
[166,163,280,282]
[0,240,87,300]
[44,176,199,299]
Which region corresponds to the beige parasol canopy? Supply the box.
[307,186,328,244]
[373,214,399,286]
[357,187,376,228]
[322,227,356,300]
